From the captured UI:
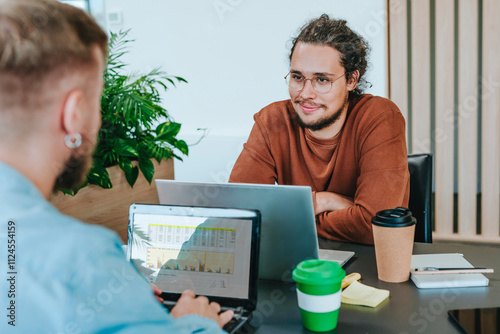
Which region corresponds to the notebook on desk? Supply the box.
[410,253,489,289]
[127,204,261,333]
[155,180,355,281]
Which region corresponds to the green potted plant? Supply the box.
[52,30,193,241]
[60,30,189,194]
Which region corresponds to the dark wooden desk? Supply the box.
[246,240,500,334]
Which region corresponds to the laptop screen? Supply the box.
[155,180,320,281]
[128,204,259,300]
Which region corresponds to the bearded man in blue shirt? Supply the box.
[0,0,233,332]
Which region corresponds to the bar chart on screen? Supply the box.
[146,247,234,275]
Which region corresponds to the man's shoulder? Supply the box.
[353,94,401,114]
[255,99,294,122]
[61,214,122,248]
[38,211,123,258]
[349,94,404,124]
[11,203,124,279]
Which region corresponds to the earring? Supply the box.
[65,133,82,149]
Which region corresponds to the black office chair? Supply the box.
[408,153,433,243]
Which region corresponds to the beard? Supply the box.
[293,94,349,131]
[53,139,94,193]
[293,107,342,131]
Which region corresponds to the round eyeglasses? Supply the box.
[284,71,347,94]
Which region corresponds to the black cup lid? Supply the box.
[371,207,416,227]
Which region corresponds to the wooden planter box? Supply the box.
[50,159,174,243]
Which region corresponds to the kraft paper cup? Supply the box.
[292,259,345,332]
[372,207,416,283]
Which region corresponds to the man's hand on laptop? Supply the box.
[170,290,234,328]
[151,284,164,304]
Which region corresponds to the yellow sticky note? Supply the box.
[341,281,389,308]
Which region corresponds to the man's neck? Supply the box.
[0,142,62,200]
[307,106,349,140]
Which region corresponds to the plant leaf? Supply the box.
[176,140,189,155]
[139,158,155,184]
[58,188,75,196]
[175,76,188,83]
[116,140,139,158]
[155,122,181,140]
[125,166,139,188]
[117,159,138,187]
[87,164,112,189]
[118,159,134,174]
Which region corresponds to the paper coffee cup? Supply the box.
[292,259,345,332]
[372,207,416,283]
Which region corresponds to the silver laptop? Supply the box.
[156,180,354,281]
[127,204,261,333]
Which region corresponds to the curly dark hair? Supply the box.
[289,14,370,100]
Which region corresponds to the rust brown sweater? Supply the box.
[229,94,410,245]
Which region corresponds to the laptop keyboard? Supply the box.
[163,302,248,333]
[223,316,245,333]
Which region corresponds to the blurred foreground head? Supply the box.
[0,0,108,193]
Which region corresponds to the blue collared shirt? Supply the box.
[0,162,226,333]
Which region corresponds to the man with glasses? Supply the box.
[230,14,409,245]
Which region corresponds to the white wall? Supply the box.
[102,0,388,183]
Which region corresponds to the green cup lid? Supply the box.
[292,259,345,285]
